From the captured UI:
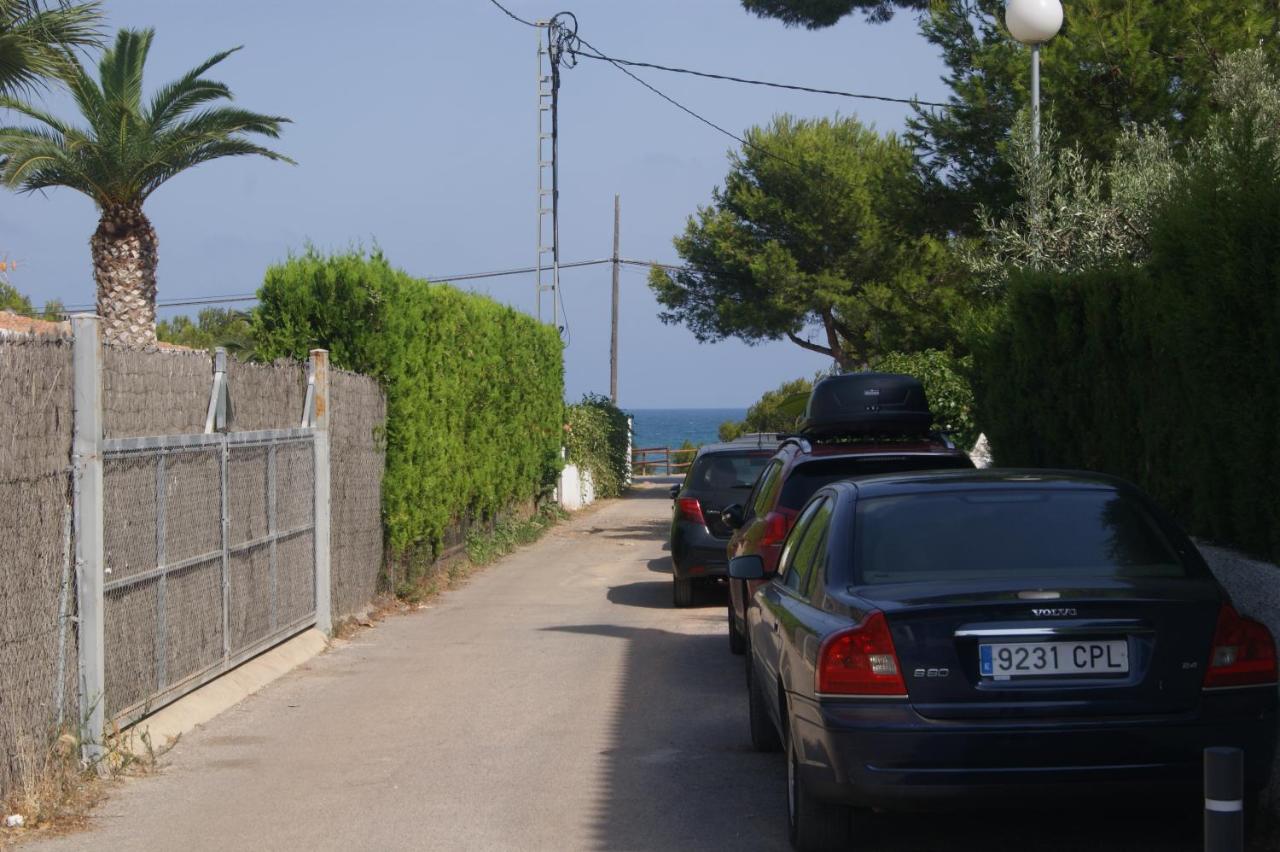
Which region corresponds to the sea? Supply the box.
[627,408,746,450]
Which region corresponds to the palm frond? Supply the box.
[0,25,291,208]
[140,137,294,199]
[0,1,104,96]
[0,92,70,133]
[146,46,239,131]
[98,27,151,113]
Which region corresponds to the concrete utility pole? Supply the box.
[610,195,620,403]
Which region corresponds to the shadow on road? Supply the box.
[647,556,672,574]
[544,616,1210,852]
[545,624,788,851]
[608,579,727,610]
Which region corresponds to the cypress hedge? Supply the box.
[253,248,565,566]
[973,127,1280,562]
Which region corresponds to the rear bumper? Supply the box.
[671,524,730,578]
[790,688,1278,809]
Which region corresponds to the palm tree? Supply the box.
[0,1,102,95]
[0,28,292,345]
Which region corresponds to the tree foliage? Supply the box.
[650,115,970,368]
[0,1,102,96]
[0,280,63,318]
[909,0,1280,226]
[156,308,256,353]
[253,248,565,569]
[718,375,819,441]
[968,49,1280,292]
[740,0,923,27]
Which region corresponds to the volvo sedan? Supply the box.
[731,470,1278,852]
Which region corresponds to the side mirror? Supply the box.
[721,503,745,530]
[729,555,765,581]
[669,484,680,499]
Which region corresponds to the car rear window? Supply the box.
[850,489,1190,585]
[779,455,972,511]
[685,452,771,493]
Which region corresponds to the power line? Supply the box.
[485,0,540,28]
[570,32,806,172]
[58,257,622,313]
[574,52,949,109]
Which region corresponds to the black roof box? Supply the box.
[800,372,932,438]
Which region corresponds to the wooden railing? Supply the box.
[631,446,698,477]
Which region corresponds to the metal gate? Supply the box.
[101,427,316,724]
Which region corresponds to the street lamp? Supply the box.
[1005,0,1064,155]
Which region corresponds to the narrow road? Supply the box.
[30,482,1203,851]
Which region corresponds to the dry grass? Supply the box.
[0,723,171,847]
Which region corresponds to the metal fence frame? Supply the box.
[101,427,318,725]
[72,316,334,757]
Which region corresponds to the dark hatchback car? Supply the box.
[723,435,973,653]
[668,436,779,606]
[732,470,1278,851]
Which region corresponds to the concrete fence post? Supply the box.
[309,350,332,636]
[71,315,105,765]
[1204,747,1245,852]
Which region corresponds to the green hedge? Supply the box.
[253,248,565,562]
[564,393,630,498]
[972,129,1280,561]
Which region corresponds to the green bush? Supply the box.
[253,248,565,570]
[871,350,979,450]
[972,121,1280,561]
[564,393,630,498]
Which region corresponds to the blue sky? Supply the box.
[2,0,950,407]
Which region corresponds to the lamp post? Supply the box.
[1005,0,1064,156]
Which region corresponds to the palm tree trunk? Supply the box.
[91,202,158,347]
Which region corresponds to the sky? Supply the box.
[1,0,951,408]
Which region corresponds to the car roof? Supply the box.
[694,440,779,457]
[776,436,967,466]
[830,468,1133,500]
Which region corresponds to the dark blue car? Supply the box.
[731,469,1278,852]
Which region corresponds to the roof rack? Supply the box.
[778,430,958,454]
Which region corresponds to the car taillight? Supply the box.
[1204,604,1278,689]
[760,511,789,547]
[817,611,907,697]
[676,497,706,525]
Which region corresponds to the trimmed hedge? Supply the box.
[253,248,565,563]
[973,128,1280,561]
[564,393,630,498]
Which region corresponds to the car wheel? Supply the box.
[673,577,694,608]
[727,598,746,655]
[787,724,853,852]
[747,655,782,753]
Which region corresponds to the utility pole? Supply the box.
[610,195,620,403]
[535,23,560,327]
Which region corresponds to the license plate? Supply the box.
[979,640,1129,679]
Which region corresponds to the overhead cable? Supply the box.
[574,52,949,109]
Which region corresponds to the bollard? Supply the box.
[1204,747,1244,852]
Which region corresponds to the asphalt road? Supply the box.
[27,481,1207,851]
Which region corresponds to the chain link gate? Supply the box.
[101,428,317,724]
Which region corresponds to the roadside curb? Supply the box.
[126,629,329,756]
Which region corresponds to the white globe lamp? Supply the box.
[1006,0,1063,45]
[1005,0,1064,155]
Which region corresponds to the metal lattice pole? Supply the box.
[535,22,561,327]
